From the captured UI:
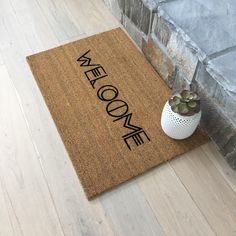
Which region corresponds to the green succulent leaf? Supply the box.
[188,94,194,99]
[171,105,179,113]
[169,96,181,106]
[173,97,181,105]
[169,90,200,116]
[178,103,189,114]
[188,101,197,108]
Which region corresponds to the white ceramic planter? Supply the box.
[161,101,201,139]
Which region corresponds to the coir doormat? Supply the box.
[27,28,208,199]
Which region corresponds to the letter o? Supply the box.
[106,99,129,117]
[97,85,119,101]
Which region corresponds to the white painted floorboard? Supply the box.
[0,65,64,236]
[0,0,235,235]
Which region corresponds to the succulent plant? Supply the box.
[169,90,200,116]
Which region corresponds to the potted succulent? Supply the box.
[161,90,201,139]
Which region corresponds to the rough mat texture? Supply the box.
[27,28,208,199]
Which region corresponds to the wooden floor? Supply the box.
[0,0,236,235]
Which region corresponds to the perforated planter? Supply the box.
[161,101,201,139]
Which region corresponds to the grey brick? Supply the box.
[195,58,236,126]
[123,0,159,35]
[122,15,143,48]
[142,33,176,88]
[195,83,236,169]
[117,0,125,11]
[153,9,202,83]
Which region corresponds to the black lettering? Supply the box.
[77,50,100,67]
[123,130,150,150]
[114,112,142,132]
[106,99,128,118]
[97,85,119,101]
[76,50,151,150]
[85,66,108,88]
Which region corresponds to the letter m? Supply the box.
[114,113,142,132]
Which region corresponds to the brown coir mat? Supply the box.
[27,28,208,199]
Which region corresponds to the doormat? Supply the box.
[27,28,208,199]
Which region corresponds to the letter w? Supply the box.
[77,50,99,67]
